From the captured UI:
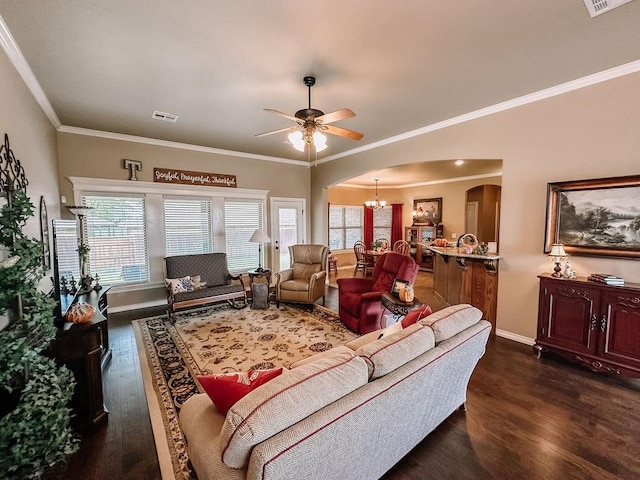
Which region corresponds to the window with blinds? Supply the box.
[82,194,149,285]
[373,207,392,244]
[329,205,363,250]
[224,200,263,274]
[163,197,212,256]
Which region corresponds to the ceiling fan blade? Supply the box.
[321,124,364,141]
[255,125,298,137]
[264,108,300,123]
[314,108,356,125]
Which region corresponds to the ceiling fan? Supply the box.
[256,76,364,154]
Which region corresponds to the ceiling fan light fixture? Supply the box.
[313,132,327,151]
[288,131,306,152]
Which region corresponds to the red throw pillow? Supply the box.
[401,305,433,328]
[197,368,283,414]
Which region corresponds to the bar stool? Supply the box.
[328,255,338,276]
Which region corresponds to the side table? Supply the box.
[380,292,422,327]
[247,268,271,309]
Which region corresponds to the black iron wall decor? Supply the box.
[0,133,29,198]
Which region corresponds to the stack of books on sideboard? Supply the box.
[587,273,625,286]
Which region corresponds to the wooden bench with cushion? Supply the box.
[164,253,246,322]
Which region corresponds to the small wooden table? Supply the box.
[247,268,271,309]
[380,292,422,327]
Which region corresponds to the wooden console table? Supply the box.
[49,287,111,430]
[535,274,640,377]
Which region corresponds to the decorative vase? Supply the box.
[399,285,414,302]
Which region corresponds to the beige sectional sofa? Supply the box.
[179,304,491,480]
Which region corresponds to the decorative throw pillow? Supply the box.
[197,368,283,415]
[165,276,195,294]
[190,275,207,290]
[401,305,433,328]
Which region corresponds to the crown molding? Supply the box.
[339,172,503,189]
[57,126,305,165]
[323,60,640,163]
[0,14,61,128]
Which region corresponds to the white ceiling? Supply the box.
[1,1,639,186]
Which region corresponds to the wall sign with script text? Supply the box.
[154,167,237,188]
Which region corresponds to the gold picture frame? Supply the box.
[544,174,640,258]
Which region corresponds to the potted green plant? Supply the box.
[0,189,78,478]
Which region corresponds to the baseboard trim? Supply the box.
[110,299,167,314]
[496,329,535,346]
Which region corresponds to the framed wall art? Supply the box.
[412,197,442,225]
[544,175,640,258]
[39,196,51,270]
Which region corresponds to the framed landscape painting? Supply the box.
[544,175,640,258]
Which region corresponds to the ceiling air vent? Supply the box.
[152,110,179,122]
[583,0,634,17]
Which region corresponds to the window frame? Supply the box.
[68,176,267,294]
[329,204,364,252]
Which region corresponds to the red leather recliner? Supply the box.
[337,252,419,334]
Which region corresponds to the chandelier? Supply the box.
[364,179,386,210]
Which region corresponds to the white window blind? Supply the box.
[329,205,363,250]
[224,200,264,274]
[163,197,212,256]
[51,219,81,284]
[82,194,149,285]
[373,207,392,244]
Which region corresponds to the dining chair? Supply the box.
[376,238,390,250]
[392,239,410,255]
[353,241,375,277]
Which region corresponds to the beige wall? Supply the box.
[312,72,640,341]
[0,49,59,293]
[57,133,310,219]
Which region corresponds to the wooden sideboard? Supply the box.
[535,274,640,377]
[430,246,499,334]
[49,287,111,430]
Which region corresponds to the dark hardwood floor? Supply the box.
[52,270,640,480]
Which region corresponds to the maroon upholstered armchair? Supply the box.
[337,252,419,334]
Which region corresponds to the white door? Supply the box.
[270,198,305,272]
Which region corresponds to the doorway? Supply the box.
[270,198,306,272]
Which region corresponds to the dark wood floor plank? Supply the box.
[49,271,640,480]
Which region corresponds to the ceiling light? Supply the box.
[455,159,465,166]
[288,130,327,152]
[364,179,386,211]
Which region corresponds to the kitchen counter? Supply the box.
[423,244,500,335]
[423,245,501,261]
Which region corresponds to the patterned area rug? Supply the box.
[132,303,358,480]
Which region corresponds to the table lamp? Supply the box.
[549,243,567,277]
[249,229,270,272]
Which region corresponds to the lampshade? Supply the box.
[288,130,327,152]
[549,243,567,258]
[67,205,94,217]
[249,229,271,243]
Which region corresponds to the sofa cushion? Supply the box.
[197,368,283,415]
[401,305,433,328]
[288,345,355,369]
[355,323,435,380]
[418,304,483,343]
[165,276,194,294]
[220,349,368,469]
[344,329,382,351]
